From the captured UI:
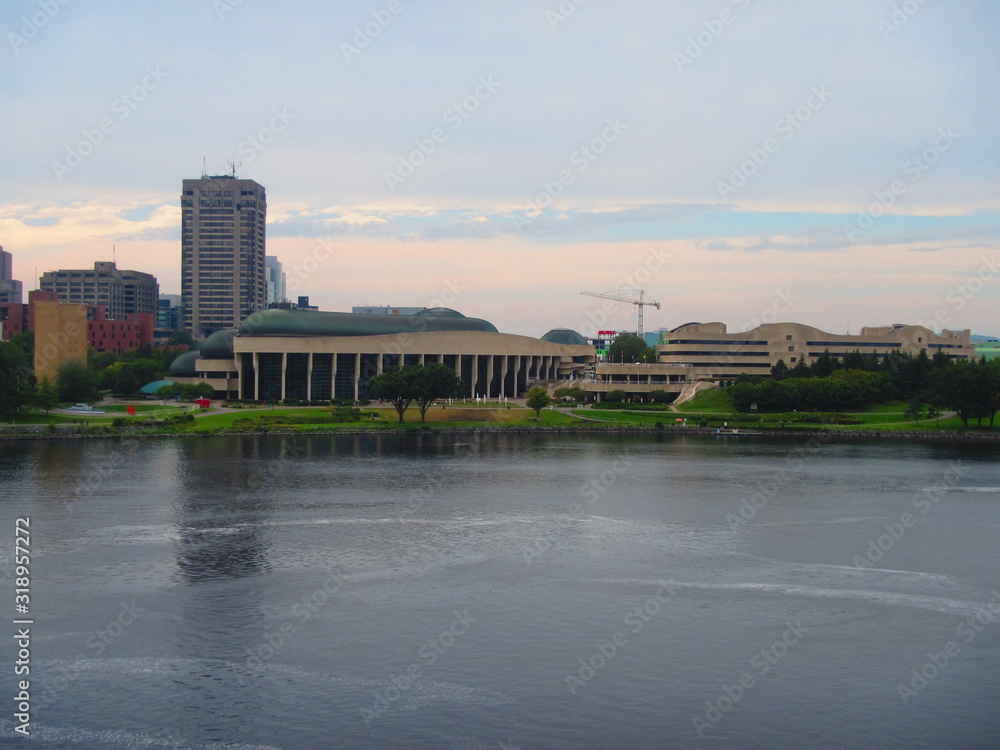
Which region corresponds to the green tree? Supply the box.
[156,383,178,400]
[904,398,924,425]
[608,333,647,363]
[33,377,60,415]
[770,359,790,380]
[368,366,415,423]
[411,363,464,422]
[525,386,552,418]
[789,359,812,378]
[649,389,671,403]
[604,389,627,403]
[57,359,99,403]
[167,329,196,348]
[0,341,35,417]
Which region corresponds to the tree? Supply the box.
[609,333,647,363]
[0,341,35,418]
[167,329,196,348]
[368,366,415,423]
[604,389,627,403]
[789,359,812,378]
[649,390,671,403]
[57,359,98,403]
[904,398,924,425]
[156,383,178,400]
[525,386,552,418]
[770,359,790,380]
[411,364,463,422]
[33,377,60,415]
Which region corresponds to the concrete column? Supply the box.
[486,355,494,399]
[471,354,479,398]
[281,352,287,401]
[253,352,260,402]
[419,353,425,365]
[235,354,243,399]
[513,356,522,396]
[377,354,384,375]
[307,352,313,401]
[500,355,509,398]
[332,353,338,400]
[353,353,360,401]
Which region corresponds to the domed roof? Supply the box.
[200,329,238,358]
[139,379,175,395]
[168,350,201,376]
[238,308,497,336]
[414,307,465,318]
[541,328,588,346]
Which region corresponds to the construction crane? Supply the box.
[580,289,661,338]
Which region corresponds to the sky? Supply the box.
[1,0,998,339]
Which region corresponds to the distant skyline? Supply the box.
[2,0,998,338]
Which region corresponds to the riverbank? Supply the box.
[3,422,1000,443]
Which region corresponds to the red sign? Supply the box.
[127,405,135,415]
[196,398,211,407]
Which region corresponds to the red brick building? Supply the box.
[1,290,153,354]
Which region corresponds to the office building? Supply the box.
[0,247,24,304]
[39,261,158,318]
[157,294,183,331]
[265,256,285,305]
[181,175,267,338]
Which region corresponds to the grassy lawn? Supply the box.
[674,389,734,413]
[572,409,683,426]
[174,405,582,433]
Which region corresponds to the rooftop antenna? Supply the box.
[228,160,241,178]
[113,244,116,264]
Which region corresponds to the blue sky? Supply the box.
[2,0,998,337]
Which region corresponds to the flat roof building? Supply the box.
[182,175,267,338]
[39,261,158,319]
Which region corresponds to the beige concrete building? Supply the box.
[32,299,87,385]
[655,321,973,377]
[169,308,595,400]
[40,261,158,318]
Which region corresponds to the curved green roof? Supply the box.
[541,328,589,346]
[201,329,238,358]
[238,309,498,337]
[168,350,202,376]
[140,379,175,395]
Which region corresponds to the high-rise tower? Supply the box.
[181,174,266,337]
